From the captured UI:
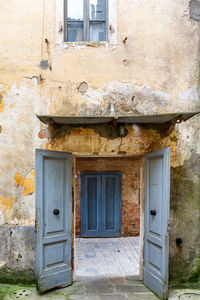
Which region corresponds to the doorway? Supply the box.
[74,156,142,280]
[35,148,170,299]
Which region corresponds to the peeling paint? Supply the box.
[46,124,172,156]
[77,82,88,95]
[14,171,35,196]
[0,89,6,113]
[0,98,4,113]
[40,60,49,70]
[178,85,198,110]
[78,82,200,116]
[0,196,14,218]
[78,81,171,116]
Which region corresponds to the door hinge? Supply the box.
[165,235,168,248]
[167,222,170,232]
[35,219,37,233]
[138,187,141,205]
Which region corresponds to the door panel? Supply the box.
[149,158,162,235]
[36,150,72,293]
[81,174,101,235]
[104,177,115,230]
[87,176,99,231]
[81,172,121,237]
[44,159,65,234]
[144,147,170,300]
[102,174,121,236]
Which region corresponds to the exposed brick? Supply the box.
[38,129,47,139]
[75,157,141,237]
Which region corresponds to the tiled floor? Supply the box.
[0,278,160,299]
[75,237,140,279]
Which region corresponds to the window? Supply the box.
[64,0,108,42]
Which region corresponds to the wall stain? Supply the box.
[0,89,6,113]
[14,170,35,196]
[0,97,4,113]
[9,104,15,109]
[170,150,200,283]
[0,196,14,218]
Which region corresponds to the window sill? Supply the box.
[56,40,118,49]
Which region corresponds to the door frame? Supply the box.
[73,154,145,280]
[35,151,170,286]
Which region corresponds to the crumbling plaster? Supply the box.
[0,80,49,225]
[0,0,199,112]
[0,0,199,220]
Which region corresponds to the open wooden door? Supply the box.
[35,150,72,293]
[144,147,170,299]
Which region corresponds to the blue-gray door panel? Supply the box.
[102,174,121,236]
[81,172,121,237]
[81,174,101,236]
[87,176,100,231]
[35,149,72,293]
[104,176,116,230]
[144,147,170,300]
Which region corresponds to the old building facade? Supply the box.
[1,0,200,298]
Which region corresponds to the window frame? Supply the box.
[64,0,108,42]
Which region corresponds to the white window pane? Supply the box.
[90,0,106,20]
[67,22,83,42]
[89,22,106,41]
[67,0,83,21]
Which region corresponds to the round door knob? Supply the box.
[150,209,156,216]
[53,209,60,215]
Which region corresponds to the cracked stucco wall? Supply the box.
[0,0,200,283]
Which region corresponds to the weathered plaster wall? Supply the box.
[169,115,200,283]
[0,80,48,225]
[0,0,200,284]
[75,157,141,237]
[0,0,199,117]
[46,124,173,155]
[0,226,35,284]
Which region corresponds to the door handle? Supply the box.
[150,209,156,216]
[53,209,60,215]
